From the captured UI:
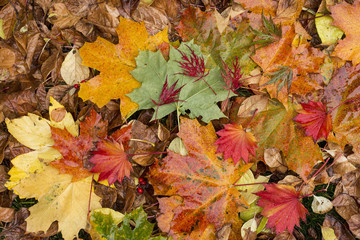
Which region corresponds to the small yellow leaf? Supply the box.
[235,169,269,205]
[60,49,90,86]
[6,114,53,150]
[315,13,343,45]
[321,226,338,240]
[49,97,79,136]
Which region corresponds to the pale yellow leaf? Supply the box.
[49,97,79,136]
[312,195,333,214]
[6,114,53,150]
[241,218,257,238]
[321,226,338,240]
[168,137,188,156]
[60,49,90,86]
[235,169,269,205]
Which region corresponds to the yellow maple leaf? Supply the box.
[13,165,101,240]
[79,17,169,118]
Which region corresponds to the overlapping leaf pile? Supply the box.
[1,0,360,239]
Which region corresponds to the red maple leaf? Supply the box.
[90,122,133,185]
[215,123,258,164]
[293,101,332,141]
[221,57,243,110]
[221,57,244,94]
[176,45,216,94]
[255,183,309,234]
[151,77,185,121]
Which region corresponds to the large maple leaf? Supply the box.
[252,25,325,105]
[148,118,253,240]
[90,122,133,185]
[128,41,235,123]
[12,165,101,240]
[238,99,322,180]
[255,183,308,234]
[215,123,258,164]
[293,101,333,142]
[79,17,169,118]
[330,1,360,65]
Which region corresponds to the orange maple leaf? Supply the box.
[50,127,93,182]
[293,101,333,141]
[252,25,325,105]
[330,1,360,65]
[215,123,258,164]
[255,183,309,234]
[90,122,133,185]
[79,17,169,118]
[148,118,252,239]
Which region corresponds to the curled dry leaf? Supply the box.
[348,214,360,238]
[0,48,15,68]
[264,147,287,173]
[332,193,360,221]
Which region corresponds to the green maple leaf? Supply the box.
[91,206,165,240]
[262,66,293,93]
[128,41,235,123]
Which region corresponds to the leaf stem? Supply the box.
[129,139,155,147]
[299,188,326,199]
[233,182,269,187]
[328,98,355,114]
[128,151,167,156]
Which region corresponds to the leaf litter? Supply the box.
[1,0,360,240]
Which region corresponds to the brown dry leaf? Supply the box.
[85,2,120,37]
[275,0,305,25]
[132,5,170,35]
[0,129,9,164]
[0,207,14,222]
[273,231,296,240]
[336,170,360,198]
[264,147,287,173]
[237,95,269,118]
[0,48,16,68]
[129,120,160,166]
[0,3,18,39]
[0,89,38,119]
[150,0,181,20]
[48,3,81,29]
[348,214,360,238]
[332,194,360,221]
[0,165,9,192]
[40,50,64,82]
